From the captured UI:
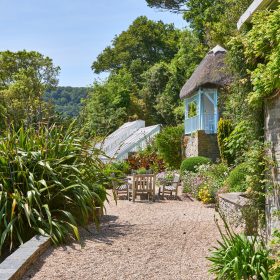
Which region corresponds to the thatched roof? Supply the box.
[180,45,231,99]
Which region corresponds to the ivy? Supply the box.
[244,7,280,107]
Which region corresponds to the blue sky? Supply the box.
[0,0,186,87]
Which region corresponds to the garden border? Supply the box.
[0,235,51,280]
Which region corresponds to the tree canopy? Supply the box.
[0,50,60,129]
[146,0,252,46]
[145,0,187,12]
[84,25,205,136]
[92,16,180,79]
[45,86,88,117]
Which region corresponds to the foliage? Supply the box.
[224,120,254,164]
[85,24,205,133]
[225,163,248,192]
[81,70,134,136]
[137,167,148,174]
[127,147,165,173]
[217,118,233,164]
[182,163,228,202]
[197,163,229,202]
[180,156,211,173]
[147,0,251,45]
[45,87,88,118]
[92,16,180,79]
[243,7,280,108]
[208,216,272,280]
[107,161,130,175]
[155,125,183,169]
[0,50,60,130]
[269,230,280,279]
[145,0,187,12]
[187,101,197,118]
[198,186,213,204]
[0,124,110,254]
[181,0,252,45]
[144,30,205,125]
[140,62,172,124]
[182,170,203,198]
[91,185,107,207]
[243,141,268,225]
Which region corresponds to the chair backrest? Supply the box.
[172,174,180,187]
[132,174,156,192]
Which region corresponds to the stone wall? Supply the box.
[265,91,280,238]
[183,130,220,161]
[218,193,250,231]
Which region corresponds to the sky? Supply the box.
[0,0,186,87]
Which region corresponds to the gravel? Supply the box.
[23,190,220,280]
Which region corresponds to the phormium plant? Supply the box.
[0,123,110,254]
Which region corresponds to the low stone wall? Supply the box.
[183,130,219,161]
[0,235,50,280]
[218,192,250,230]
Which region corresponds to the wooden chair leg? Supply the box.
[132,187,135,202]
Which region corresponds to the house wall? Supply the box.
[265,92,280,238]
[183,130,220,161]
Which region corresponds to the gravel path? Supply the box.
[23,192,220,280]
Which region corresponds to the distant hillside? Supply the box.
[45,86,88,117]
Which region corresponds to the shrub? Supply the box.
[182,163,228,202]
[109,161,130,174]
[0,124,109,254]
[137,167,147,174]
[217,118,233,164]
[182,170,204,198]
[180,156,211,173]
[225,163,248,192]
[269,229,280,279]
[155,125,183,169]
[127,150,165,172]
[224,120,254,163]
[208,216,272,279]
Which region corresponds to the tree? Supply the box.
[145,0,252,46]
[45,86,88,117]
[92,16,180,83]
[155,125,184,169]
[154,30,206,125]
[82,69,137,136]
[145,0,187,12]
[140,62,171,124]
[182,0,252,45]
[0,50,60,128]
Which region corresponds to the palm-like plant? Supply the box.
[0,123,109,254]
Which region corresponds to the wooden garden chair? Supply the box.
[131,174,156,202]
[159,173,180,199]
[111,175,130,200]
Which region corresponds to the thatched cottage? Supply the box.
[180,45,231,161]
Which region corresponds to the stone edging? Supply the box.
[0,235,51,280]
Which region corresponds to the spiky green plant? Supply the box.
[0,123,109,254]
[208,215,272,280]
